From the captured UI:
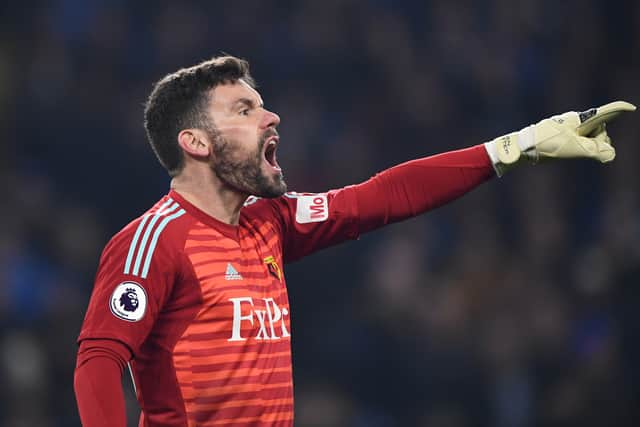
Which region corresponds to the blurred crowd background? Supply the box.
[1,0,639,426]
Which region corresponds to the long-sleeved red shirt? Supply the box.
[75,144,494,426]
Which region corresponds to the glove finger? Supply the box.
[592,127,611,143]
[576,101,636,137]
[578,134,615,163]
[590,123,606,137]
[597,141,615,163]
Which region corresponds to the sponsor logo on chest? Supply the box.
[228,297,290,342]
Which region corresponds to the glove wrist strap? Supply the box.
[517,125,535,151]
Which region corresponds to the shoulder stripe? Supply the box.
[123,198,186,277]
[124,198,174,275]
[140,208,186,279]
[124,214,151,275]
[131,202,180,276]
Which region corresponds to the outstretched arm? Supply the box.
[354,144,493,234]
[264,144,494,263]
[268,100,635,262]
[353,100,636,232]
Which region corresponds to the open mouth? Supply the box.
[263,136,281,172]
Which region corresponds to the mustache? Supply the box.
[260,128,279,143]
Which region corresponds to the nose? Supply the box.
[262,109,280,128]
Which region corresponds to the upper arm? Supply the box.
[266,189,361,263]
[78,218,185,356]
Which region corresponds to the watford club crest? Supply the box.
[263,256,282,281]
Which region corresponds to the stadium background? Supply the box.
[1,0,639,425]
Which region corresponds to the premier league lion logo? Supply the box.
[119,288,139,312]
[110,282,147,322]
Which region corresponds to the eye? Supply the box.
[240,108,250,116]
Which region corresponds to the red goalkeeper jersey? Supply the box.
[76,145,494,427]
[78,188,359,426]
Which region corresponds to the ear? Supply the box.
[178,129,211,158]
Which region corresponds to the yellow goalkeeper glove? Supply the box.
[485,101,636,176]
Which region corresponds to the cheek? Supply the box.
[219,122,259,140]
[220,118,261,144]
[214,139,256,166]
[221,129,260,154]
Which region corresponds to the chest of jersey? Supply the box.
[182,222,290,344]
[166,221,294,426]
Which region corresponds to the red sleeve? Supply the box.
[78,204,186,355]
[264,144,493,262]
[354,144,494,233]
[74,339,131,427]
[262,188,360,263]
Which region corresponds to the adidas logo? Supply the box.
[225,263,243,280]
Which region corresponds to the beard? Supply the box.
[209,129,287,199]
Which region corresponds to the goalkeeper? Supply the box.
[74,54,635,427]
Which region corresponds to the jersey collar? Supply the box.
[168,190,240,241]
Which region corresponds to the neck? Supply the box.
[170,166,247,226]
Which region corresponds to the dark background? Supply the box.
[1,0,639,426]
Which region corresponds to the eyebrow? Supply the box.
[232,97,264,110]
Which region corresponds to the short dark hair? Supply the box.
[144,56,255,176]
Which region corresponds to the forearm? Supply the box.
[353,144,494,233]
[74,339,131,427]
